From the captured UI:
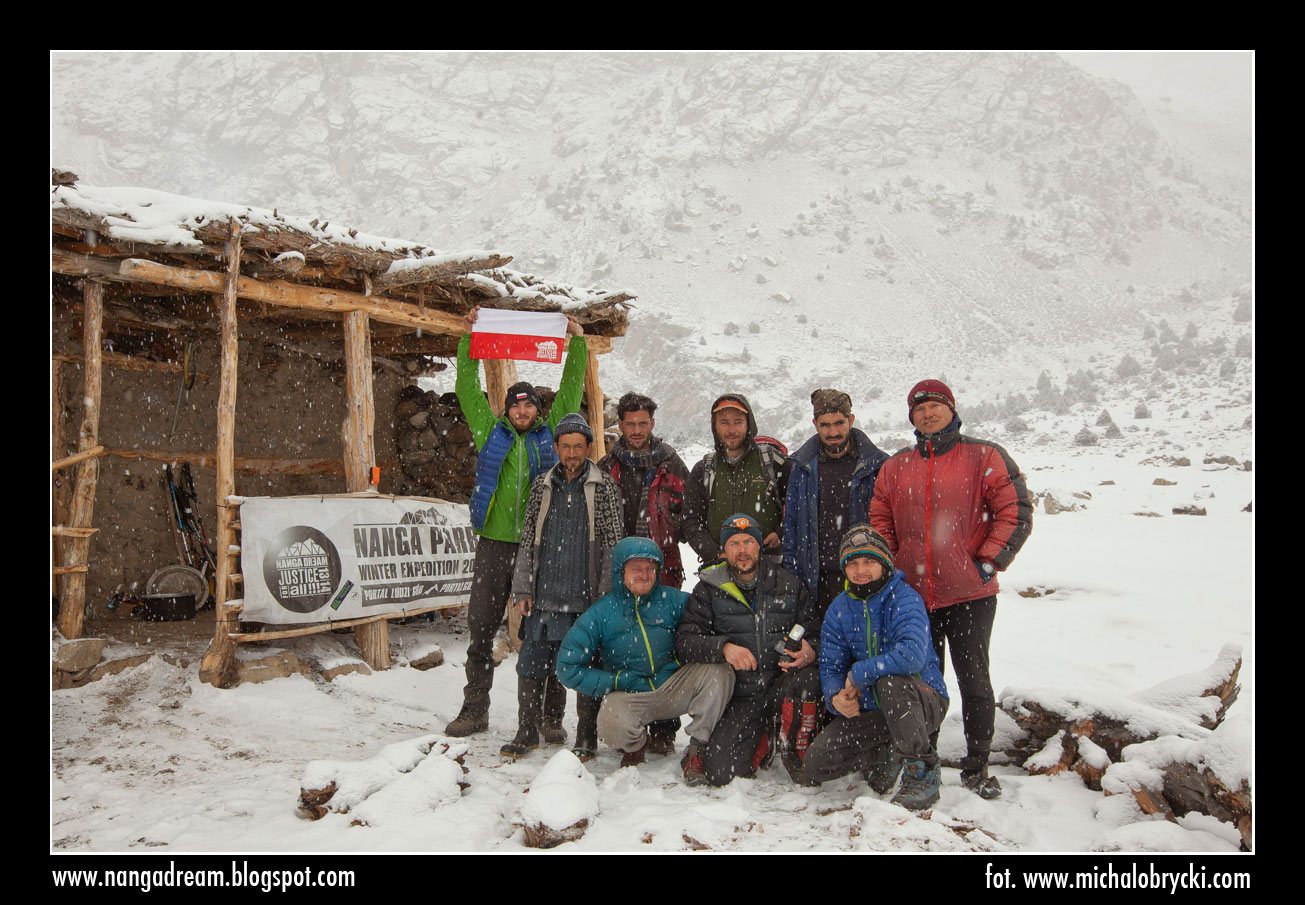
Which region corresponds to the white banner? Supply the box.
[238,495,478,624]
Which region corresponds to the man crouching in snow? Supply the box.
[799,525,949,811]
[676,513,823,787]
[555,536,735,785]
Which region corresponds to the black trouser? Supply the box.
[703,666,821,787]
[928,595,997,752]
[460,537,518,712]
[800,675,947,785]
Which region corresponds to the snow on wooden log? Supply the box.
[1101,712,1252,850]
[296,735,468,821]
[1000,645,1250,849]
[518,750,600,849]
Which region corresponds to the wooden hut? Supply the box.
[51,170,631,687]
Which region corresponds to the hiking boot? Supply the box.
[681,741,708,787]
[647,719,679,756]
[960,756,1003,800]
[620,738,647,768]
[572,740,598,763]
[443,705,489,738]
[863,751,904,795]
[499,722,540,759]
[891,759,941,811]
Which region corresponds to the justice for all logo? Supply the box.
[263,526,342,614]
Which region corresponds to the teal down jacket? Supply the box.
[555,536,687,698]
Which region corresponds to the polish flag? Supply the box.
[469,309,568,364]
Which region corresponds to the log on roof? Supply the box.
[51,172,633,340]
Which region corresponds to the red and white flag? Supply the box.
[469,309,568,364]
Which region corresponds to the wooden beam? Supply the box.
[51,446,104,471]
[372,255,511,291]
[52,527,98,538]
[112,257,467,335]
[343,309,390,671]
[99,447,383,476]
[53,350,208,379]
[200,222,243,689]
[57,279,103,640]
[342,310,378,493]
[584,345,606,462]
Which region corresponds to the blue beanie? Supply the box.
[720,512,764,549]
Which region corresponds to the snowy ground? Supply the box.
[50,411,1253,854]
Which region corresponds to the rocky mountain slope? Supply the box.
[50,52,1252,443]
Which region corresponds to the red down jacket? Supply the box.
[869,418,1033,612]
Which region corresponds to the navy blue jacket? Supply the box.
[781,428,888,598]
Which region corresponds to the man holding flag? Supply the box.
[444,305,589,738]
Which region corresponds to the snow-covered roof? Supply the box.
[51,171,634,334]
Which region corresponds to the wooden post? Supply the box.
[56,279,103,639]
[482,358,519,418]
[200,221,243,688]
[584,344,605,462]
[343,309,390,670]
[52,359,68,596]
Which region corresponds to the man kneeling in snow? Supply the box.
[799,525,949,811]
[556,536,735,785]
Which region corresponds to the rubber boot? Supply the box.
[572,693,601,762]
[500,677,544,759]
[542,674,568,745]
[444,694,489,738]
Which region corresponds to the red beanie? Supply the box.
[907,379,956,425]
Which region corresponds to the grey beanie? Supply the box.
[554,412,594,443]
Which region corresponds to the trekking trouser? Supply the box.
[928,595,997,751]
[461,538,518,712]
[800,674,947,786]
[702,665,820,787]
[597,663,735,753]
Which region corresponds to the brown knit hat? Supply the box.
[839,524,894,574]
[811,388,853,419]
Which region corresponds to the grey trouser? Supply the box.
[800,674,947,785]
[597,663,735,753]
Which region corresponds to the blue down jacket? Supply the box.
[556,537,687,698]
[819,570,948,715]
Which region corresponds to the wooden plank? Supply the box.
[228,604,454,642]
[52,565,89,576]
[57,278,103,640]
[199,222,243,689]
[52,527,98,538]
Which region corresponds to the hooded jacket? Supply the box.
[455,332,589,544]
[598,438,689,588]
[677,557,819,699]
[819,569,948,715]
[869,416,1033,611]
[682,393,793,563]
[781,428,889,598]
[555,537,688,698]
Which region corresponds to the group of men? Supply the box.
[442,307,1033,810]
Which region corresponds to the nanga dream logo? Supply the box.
[263,526,342,614]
